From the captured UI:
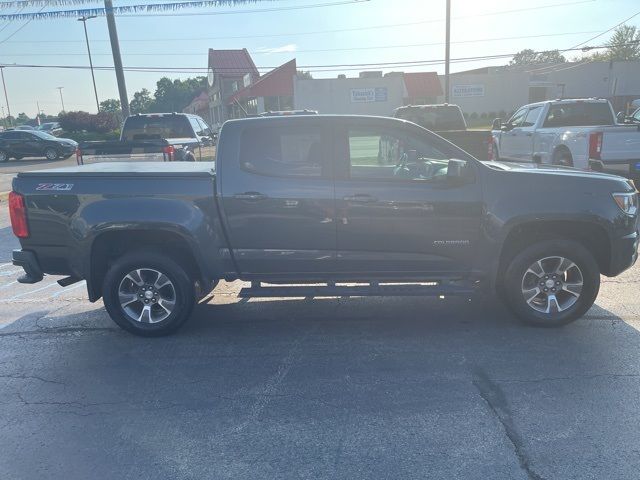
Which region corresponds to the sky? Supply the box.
[0,0,638,116]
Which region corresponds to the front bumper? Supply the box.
[608,230,639,276]
[12,249,43,284]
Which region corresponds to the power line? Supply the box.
[0,43,622,74]
[569,9,640,49]
[0,30,605,56]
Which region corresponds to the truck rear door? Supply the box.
[219,120,336,277]
[599,125,640,176]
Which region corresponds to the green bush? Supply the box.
[59,111,119,134]
[62,130,120,142]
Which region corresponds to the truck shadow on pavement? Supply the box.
[1,297,639,479]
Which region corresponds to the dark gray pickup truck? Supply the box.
[9,115,639,336]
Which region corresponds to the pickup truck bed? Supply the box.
[10,115,639,336]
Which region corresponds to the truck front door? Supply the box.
[333,119,483,276]
[498,107,528,160]
[219,120,336,276]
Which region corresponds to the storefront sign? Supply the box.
[351,87,388,103]
[452,84,485,98]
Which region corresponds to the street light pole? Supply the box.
[78,15,100,112]
[445,0,451,103]
[57,86,65,113]
[0,67,12,126]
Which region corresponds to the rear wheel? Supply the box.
[102,251,195,336]
[502,239,600,327]
[44,147,59,161]
[0,149,8,162]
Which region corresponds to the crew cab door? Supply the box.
[333,119,482,276]
[498,107,528,160]
[219,120,336,276]
[15,132,42,157]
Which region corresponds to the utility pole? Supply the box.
[104,0,129,117]
[444,0,451,104]
[57,87,65,113]
[78,15,100,112]
[0,67,12,126]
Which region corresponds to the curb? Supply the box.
[0,191,9,202]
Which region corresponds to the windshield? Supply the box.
[121,115,192,141]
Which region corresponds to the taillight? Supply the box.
[589,132,603,160]
[163,145,175,159]
[9,192,29,238]
[75,147,82,162]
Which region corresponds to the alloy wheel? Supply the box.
[117,268,177,323]
[520,256,584,314]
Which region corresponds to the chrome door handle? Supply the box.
[233,192,268,201]
[343,194,378,203]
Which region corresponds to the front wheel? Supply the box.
[44,147,59,161]
[102,251,196,336]
[502,239,600,327]
[0,149,8,162]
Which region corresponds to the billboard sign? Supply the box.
[452,84,485,98]
[351,87,388,103]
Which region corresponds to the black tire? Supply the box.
[552,147,573,167]
[502,239,600,327]
[0,149,8,162]
[43,147,59,161]
[102,250,196,337]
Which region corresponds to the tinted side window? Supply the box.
[188,117,204,136]
[522,106,542,127]
[632,108,640,122]
[348,128,452,182]
[240,126,325,178]
[2,131,21,139]
[196,118,211,136]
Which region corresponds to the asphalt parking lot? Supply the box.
[1,178,640,479]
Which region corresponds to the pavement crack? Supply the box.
[0,373,65,385]
[472,368,546,480]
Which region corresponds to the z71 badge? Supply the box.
[36,183,74,191]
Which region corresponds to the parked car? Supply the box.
[37,122,62,136]
[77,113,216,164]
[14,125,35,131]
[393,104,492,160]
[491,98,640,179]
[0,130,77,162]
[10,115,638,336]
[259,109,318,116]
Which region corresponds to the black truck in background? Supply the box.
[10,115,639,336]
[77,113,217,164]
[393,104,491,160]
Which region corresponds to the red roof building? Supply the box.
[207,48,260,127]
[228,59,297,115]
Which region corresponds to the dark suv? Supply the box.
[0,130,77,162]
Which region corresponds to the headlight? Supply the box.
[612,192,638,215]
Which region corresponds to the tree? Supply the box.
[99,98,121,113]
[16,112,30,125]
[151,76,207,113]
[510,48,566,66]
[130,88,153,114]
[297,70,313,79]
[605,25,640,61]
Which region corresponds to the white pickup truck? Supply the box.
[491,99,640,180]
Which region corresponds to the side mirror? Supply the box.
[616,111,627,123]
[447,158,466,180]
[492,118,502,130]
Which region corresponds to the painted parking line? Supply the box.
[6,281,60,301]
[0,280,17,289]
[0,263,13,269]
[49,281,86,298]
